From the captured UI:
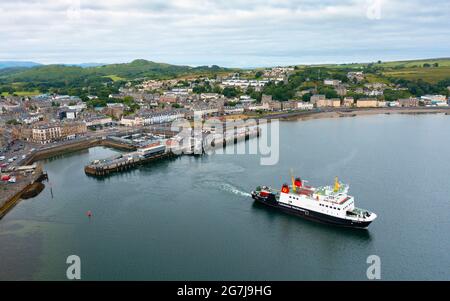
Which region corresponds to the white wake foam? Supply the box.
[220,183,252,197]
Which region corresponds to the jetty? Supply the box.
[84,124,260,177]
[84,151,177,177]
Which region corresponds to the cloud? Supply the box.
[0,0,449,66]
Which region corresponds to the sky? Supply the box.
[0,0,449,67]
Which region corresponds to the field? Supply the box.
[1,90,40,97]
[103,75,126,82]
[378,58,450,68]
[365,74,391,84]
[383,66,450,83]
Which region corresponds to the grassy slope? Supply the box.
[383,66,450,83]
[0,59,230,83]
[301,58,450,84]
[1,90,40,97]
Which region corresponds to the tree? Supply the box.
[383,89,411,102]
[223,87,240,98]
[302,93,311,102]
[6,119,21,125]
[318,87,338,99]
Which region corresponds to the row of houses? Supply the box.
[120,109,188,127]
[11,121,89,144]
[309,95,448,108]
[220,79,269,91]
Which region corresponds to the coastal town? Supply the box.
[1,64,450,218]
[3,0,450,284]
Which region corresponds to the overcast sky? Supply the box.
[0,0,449,67]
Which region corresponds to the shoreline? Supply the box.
[0,164,47,219]
[1,106,449,219]
[255,107,450,122]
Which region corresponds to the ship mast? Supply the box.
[334,176,340,193]
[290,169,296,193]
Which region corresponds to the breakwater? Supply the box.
[85,152,177,177]
[23,137,136,166]
[0,164,47,219]
[84,127,260,177]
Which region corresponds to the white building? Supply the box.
[324,79,342,86]
[297,102,314,110]
[421,95,447,106]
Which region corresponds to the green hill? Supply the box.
[0,59,231,97]
[0,59,229,83]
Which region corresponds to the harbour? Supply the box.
[1,114,450,280]
[84,123,260,177]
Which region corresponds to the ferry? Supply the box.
[251,176,377,229]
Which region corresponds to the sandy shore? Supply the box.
[260,107,450,122]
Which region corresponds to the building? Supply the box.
[420,95,448,106]
[324,79,341,86]
[59,109,79,120]
[398,98,419,107]
[335,86,347,97]
[347,72,364,82]
[120,116,144,127]
[247,103,270,111]
[32,124,62,144]
[330,99,341,108]
[297,102,314,110]
[61,122,87,140]
[221,79,268,90]
[343,97,354,107]
[240,95,256,103]
[377,101,387,108]
[141,110,186,125]
[85,116,113,128]
[200,93,221,101]
[310,95,335,108]
[310,95,326,107]
[261,94,272,104]
[193,108,219,119]
[356,98,378,108]
[269,101,282,111]
[224,106,245,115]
[12,126,32,141]
[159,95,178,104]
[281,101,297,110]
[105,103,125,120]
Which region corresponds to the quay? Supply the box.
[84,151,177,177]
[84,125,260,177]
[0,163,48,219]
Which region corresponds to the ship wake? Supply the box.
[219,183,252,197]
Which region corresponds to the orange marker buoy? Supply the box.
[86,210,92,218]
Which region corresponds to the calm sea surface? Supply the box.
[1,114,450,280]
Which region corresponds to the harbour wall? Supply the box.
[23,137,136,165]
[0,164,47,219]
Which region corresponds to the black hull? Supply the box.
[252,193,372,229]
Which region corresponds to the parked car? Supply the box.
[0,156,5,161]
